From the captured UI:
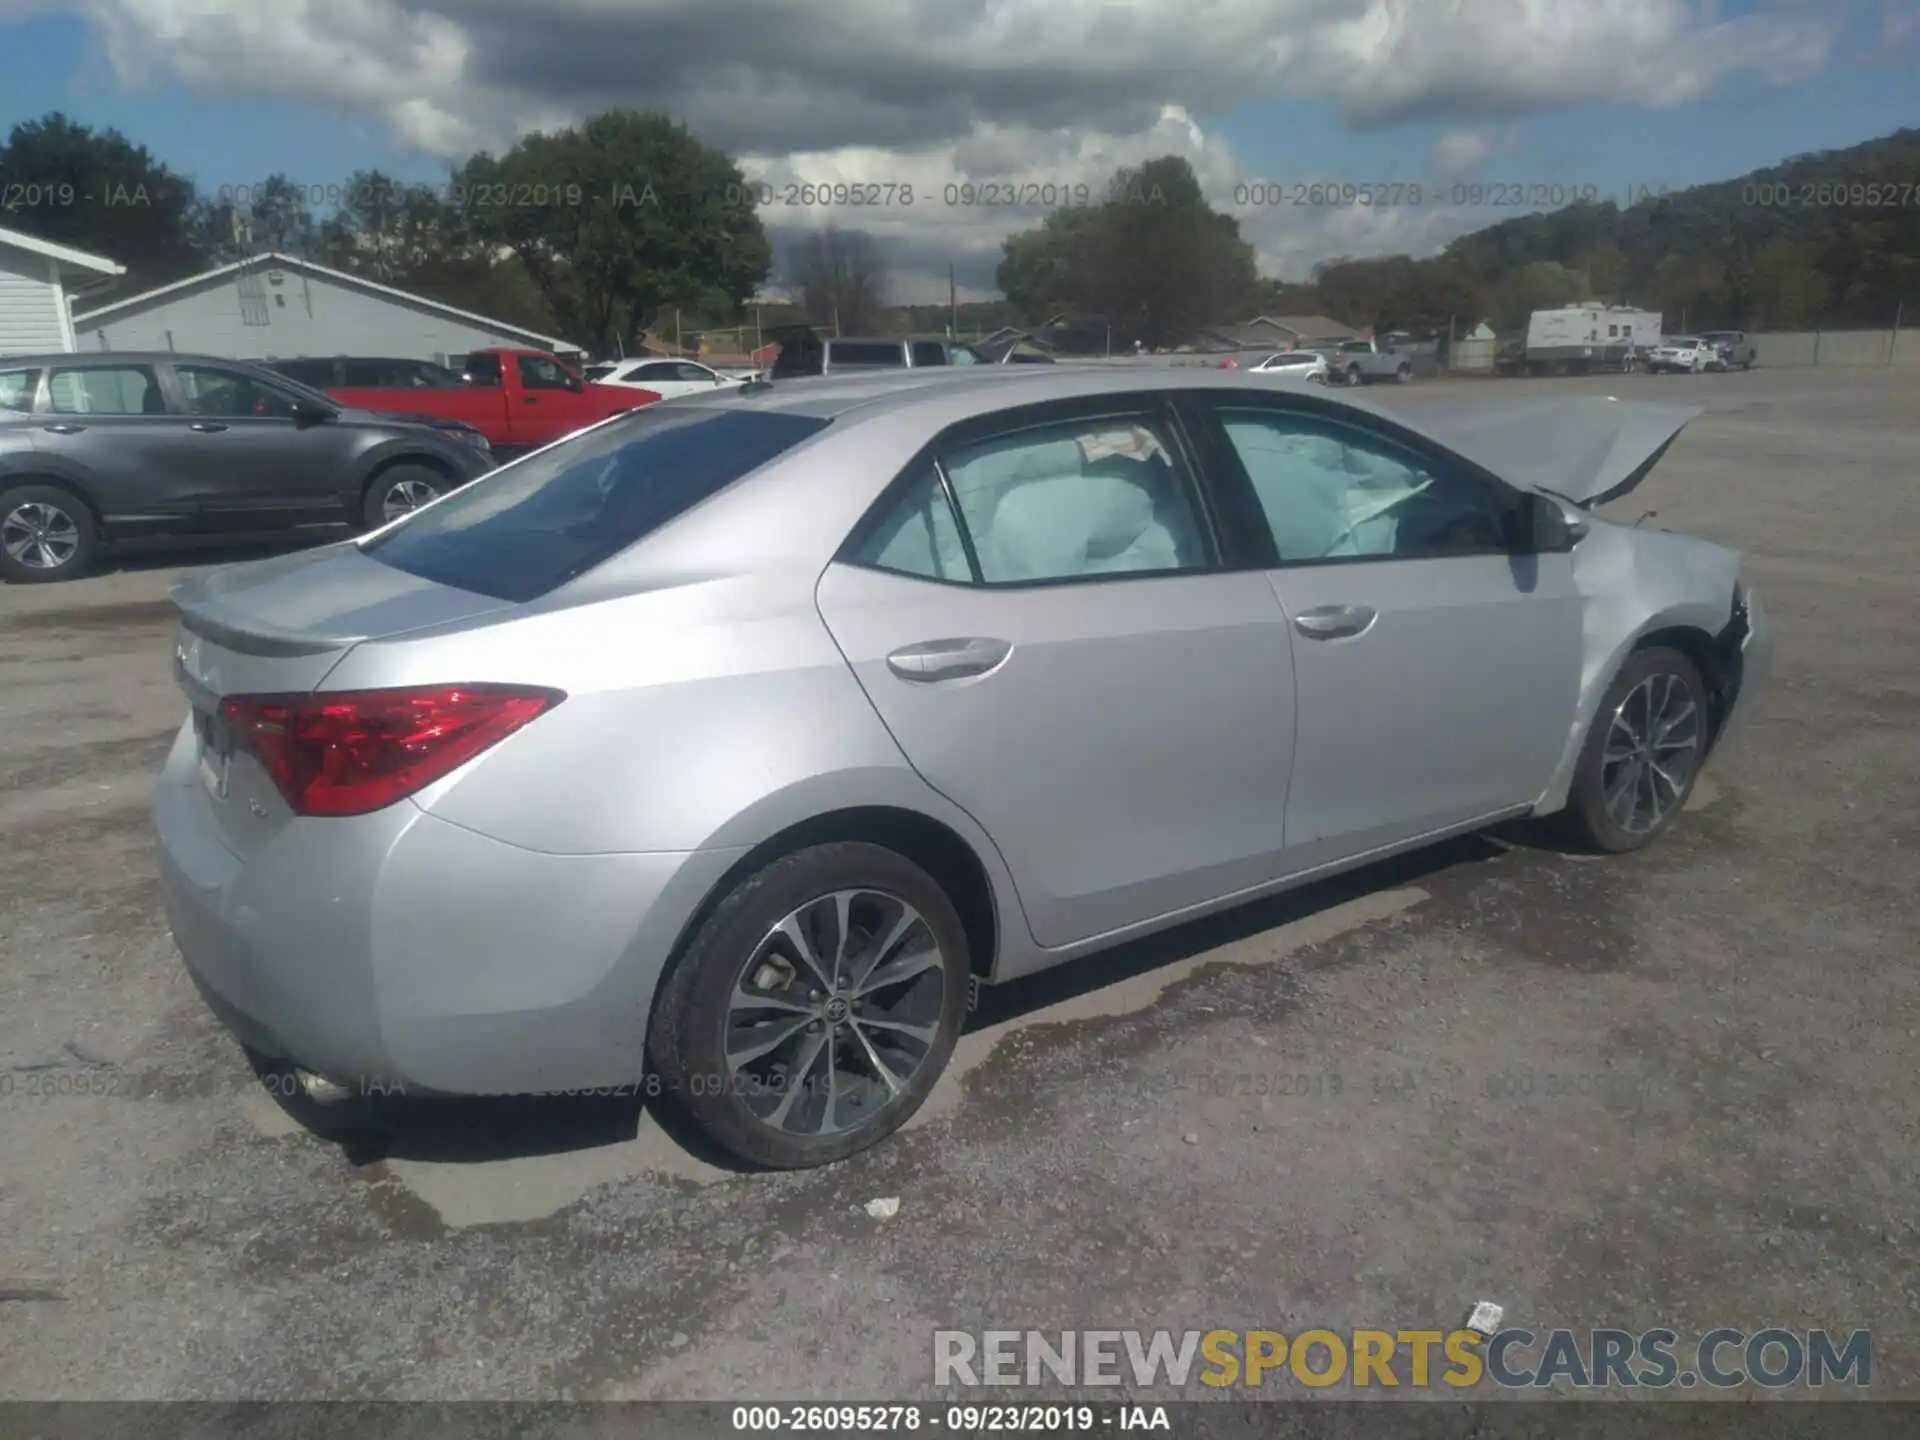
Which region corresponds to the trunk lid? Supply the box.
[1393,396,1701,509]
[167,543,513,853]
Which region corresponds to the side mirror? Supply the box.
[1523,492,1589,552]
[290,400,334,428]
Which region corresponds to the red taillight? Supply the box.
[219,684,563,817]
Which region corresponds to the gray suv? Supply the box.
[768,327,987,378]
[0,352,496,583]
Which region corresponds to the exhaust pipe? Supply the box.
[296,1069,353,1106]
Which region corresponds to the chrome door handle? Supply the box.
[886,637,1013,681]
[1293,604,1377,640]
[40,423,86,434]
[190,421,228,433]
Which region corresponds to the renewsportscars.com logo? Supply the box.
[933,1328,1872,1390]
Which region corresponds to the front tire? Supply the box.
[0,484,99,584]
[1344,365,1364,387]
[648,842,970,1169]
[1395,364,1412,383]
[360,464,447,530]
[1558,646,1709,854]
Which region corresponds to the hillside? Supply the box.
[1307,128,1920,334]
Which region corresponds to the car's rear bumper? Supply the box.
[153,722,744,1098]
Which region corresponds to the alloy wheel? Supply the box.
[724,889,947,1137]
[380,478,441,522]
[1600,671,1702,835]
[1,501,80,571]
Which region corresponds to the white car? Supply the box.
[591,358,746,399]
[1247,350,1329,383]
[1645,337,1713,375]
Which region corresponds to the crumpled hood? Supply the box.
[1392,396,1702,509]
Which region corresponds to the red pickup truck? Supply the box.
[321,348,659,456]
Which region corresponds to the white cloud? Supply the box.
[1431,128,1496,174]
[7,0,1868,294]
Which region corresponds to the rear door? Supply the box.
[29,361,200,520]
[1184,392,1581,871]
[814,396,1299,949]
[163,361,351,522]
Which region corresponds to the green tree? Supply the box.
[1746,241,1829,328]
[994,156,1258,345]
[455,109,771,354]
[0,111,204,291]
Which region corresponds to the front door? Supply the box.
[1189,395,1582,870]
[815,400,1299,949]
[164,362,351,522]
[513,353,596,445]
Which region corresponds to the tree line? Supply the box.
[5,109,1916,354]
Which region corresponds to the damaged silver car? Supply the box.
[153,367,1770,1169]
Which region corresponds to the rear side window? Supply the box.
[910,341,947,367]
[847,413,1214,585]
[365,409,832,602]
[465,353,504,388]
[828,341,906,368]
[0,367,40,412]
[47,365,161,415]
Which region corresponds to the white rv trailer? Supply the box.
[1524,303,1663,373]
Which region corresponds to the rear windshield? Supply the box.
[364,407,832,602]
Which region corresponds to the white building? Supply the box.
[0,225,127,356]
[72,251,582,365]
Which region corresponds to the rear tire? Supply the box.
[1557,646,1709,854]
[1344,365,1364,387]
[360,464,448,530]
[0,483,99,584]
[1395,364,1412,383]
[648,842,970,1169]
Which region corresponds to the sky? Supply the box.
[1,0,1916,303]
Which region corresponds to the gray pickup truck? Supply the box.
[1320,337,1416,387]
[1698,331,1758,371]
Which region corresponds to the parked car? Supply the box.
[266,357,466,390]
[1325,338,1415,387]
[1697,331,1757,371]
[0,352,496,584]
[768,327,988,378]
[1248,350,1329,383]
[592,358,747,399]
[319,347,658,457]
[1645,337,1715,374]
[154,368,1769,1169]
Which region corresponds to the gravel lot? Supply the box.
[1,366,1916,1403]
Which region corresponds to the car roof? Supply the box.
[666,362,1334,424]
[0,351,274,367]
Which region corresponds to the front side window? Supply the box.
[517,355,575,390]
[850,412,1212,585]
[0,367,41,413]
[1211,406,1514,563]
[47,365,162,416]
[175,365,302,419]
[365,408,831,602]
[910,341,947,367]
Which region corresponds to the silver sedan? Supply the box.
[153,367,1771,1169]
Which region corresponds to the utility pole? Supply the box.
[949,264,958,339]
[1890,300,1903,365]
[675,307,682,352]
